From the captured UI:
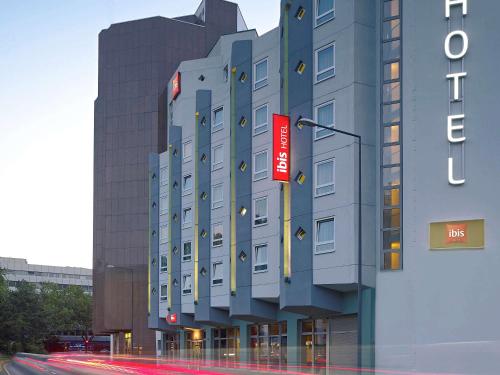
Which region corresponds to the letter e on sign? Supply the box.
[272,114,290,182]
[172,72,181,100]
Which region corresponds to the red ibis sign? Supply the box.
[272,114,290,182]
[166,313,177,324]
[172,71,181,100]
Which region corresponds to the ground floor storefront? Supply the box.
[158,315,358,371]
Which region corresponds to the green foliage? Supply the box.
[0,273,92,355]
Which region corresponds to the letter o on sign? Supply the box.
[444,30,469,59]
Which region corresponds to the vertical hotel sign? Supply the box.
[272,114,290,182]
[445,0,469,185]
[172,71,181,100]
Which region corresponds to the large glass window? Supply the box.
[212,183,223,209]
[301,319,328,367]
[212,262,223,286]
[315,159,335,196]
[254,104,268,135]
[315,101,335,140]
[315,217,335,254]
[212,144,224,171]
[315,43,335,82]
[249,323,287,366]
[254,197,268,226]
[254,244,268,272]
[212,223,223,247]
[253,151,268,181]
[213,328,240,361]
[213,107,224,131]
[254,58,268,90]
[316,0,335,26]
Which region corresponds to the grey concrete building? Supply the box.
[93,0,246,355]
[146,0,499,373]
[0,257,92,295]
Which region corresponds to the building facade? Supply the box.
[147,0,499,373]
[0,257,92,295]
[93,0,246,355]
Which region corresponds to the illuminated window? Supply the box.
[212,144,224,171]
[254,244,268,272]
[314,100,335,140]
[160,284,168,301]
[254,58,268,90]
[212,183,223,209]
[315,43,335,82]
[254,104,268,135]
[315,159,335,196]
[254,197,268,226]
[383,125,400,144]
[253,150,268,181]
[182,274,192,295]
[316,0,335,26]
[315,217,335,254]
[384,62,400,81]
[212,223,223,247]
[212,262,223,286]
[182,241,192,262]
[213,107,224,132]
[160,255,168,273]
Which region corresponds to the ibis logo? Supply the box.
[272,114,290,182]
[445,223,467,244]
[172,71,181,100]
[166,313,177,324]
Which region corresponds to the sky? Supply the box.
[0,0,279,269]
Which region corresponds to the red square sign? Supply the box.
[166,313,177,324]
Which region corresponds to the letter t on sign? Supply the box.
[446,0,468,18]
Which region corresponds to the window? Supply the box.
[183,141,192,162]
[254,244,268,272]
[316,0,335,26]
[223,65,229,82]
[212,223,223,247]
[384,0,399,18]
[315,101,335,139]
[254,104,268,135]
[183,174,192,195]
[182,274,192,295]
[212,262,223,285]
[254,197,268,226]
[254,58,268,90]
[212,145,224,171]
[160,195,168,215]
[383,19,400,41]
[212,183,223,209]
[213,107,224,131]
[383,82,401,103]
[315,217,335,253]
[160,255,168,272]
[183,207,192,227]
[182,241,192,262]
[160,167,168,186]
[384,62,400,81]
[253,151,268,181]
[160,284,168,301]
[315,159,335,196]
[160,224,168,244]
[315,43,335,82]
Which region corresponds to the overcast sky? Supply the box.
[0,0,279,268]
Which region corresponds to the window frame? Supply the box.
[314,100,336,140]
[160,255,168,273]
[182,173,193,195]
[211,183,224,209]
[182,241,192,262]
[253,150,268,181]
[183,140,193,163]
[253,57,269,90]
[253,243,268,273]
[315,42,336,83]
[314,216,336,254]
[212,106,224,132]
[314,158,336,197]
[212,261,223,286]
[182,206,193,228]
[315,0,335,27]
[253,196,268,227]
[253,103,269,135]
[212,144,224,171]
[182,273,192,295]
[160,284,168,301]
[212,222,223,248]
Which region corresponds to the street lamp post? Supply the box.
[106,264,134,355]
[297,118,363,371]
